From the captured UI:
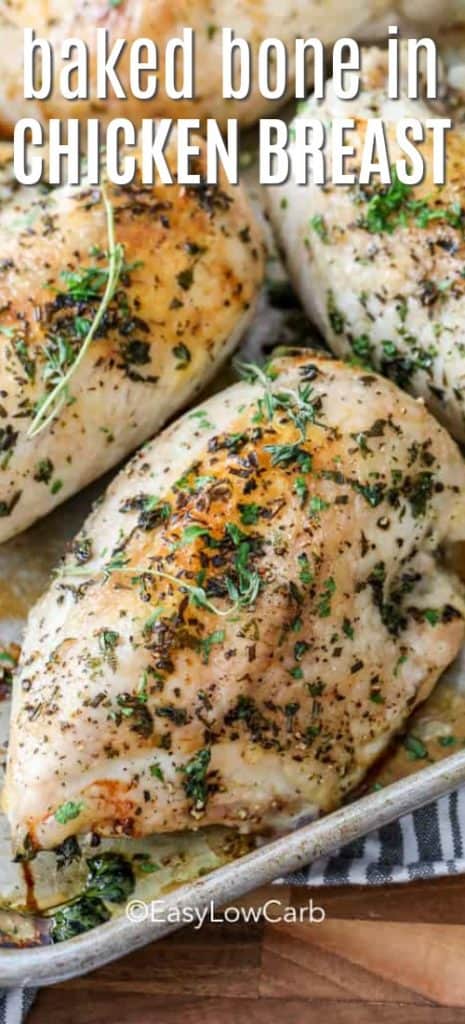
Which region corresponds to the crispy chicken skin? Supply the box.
[266,47,465,443]
[0,0,417,133]
[4,351,465,855]
[0,138,263,542]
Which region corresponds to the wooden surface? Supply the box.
[29,876,465,1023]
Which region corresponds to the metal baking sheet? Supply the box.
[2,86,465,986]
[2,749,465,987]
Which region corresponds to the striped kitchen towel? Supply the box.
[288,788,465,885]
[0,990,35,1024]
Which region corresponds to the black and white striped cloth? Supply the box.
[288,789,465,885]
[0,990,35,1024]
[3,789,465,1022]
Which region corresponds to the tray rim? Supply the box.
[2,747,465,989]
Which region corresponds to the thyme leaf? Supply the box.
[28,186,125,437]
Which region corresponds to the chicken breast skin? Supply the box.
[0,137,263,542]
[266,47,465,442]
[4,351,465,855]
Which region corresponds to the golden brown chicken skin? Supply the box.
[267,46,465,442]
[4,351,465,855]
[0,136,264,541]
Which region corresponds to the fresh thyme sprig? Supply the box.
[236,358,325,474]
[58,563,238,619]
[57,360,318,621]
[27,186,124,438]
[235,359,324,431]
[234,358,277,420]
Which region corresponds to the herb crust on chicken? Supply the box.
[4,351,465,855]
[0,136,263,541]
[267,47,465,442]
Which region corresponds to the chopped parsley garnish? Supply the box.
[294,476,308,504]
[353,481,385,507]
[309,214,328,242]
[298,553,313,586]
[318,577,336,618]
[181,748,211,809]
[423,608,440,626]
[150,761,165,781]
[54,801,83,825]
[200,629,226,664]
[33,458,54,484]
[177,524,211,546]
[404,734,428,760]
[98,629,120,668]
[308,495,330,518]
[357,168,465,236]
[342,618,354,639]
[239,503,261,525]
[327,290,345,334]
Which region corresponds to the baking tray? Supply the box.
[2,749,465,987]
[2,81,465,986]
[0,281,464,992]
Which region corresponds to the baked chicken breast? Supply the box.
[0,137,263,542]
[4,351,465,855]
[266,47,465,442]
